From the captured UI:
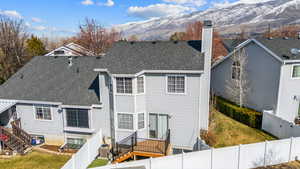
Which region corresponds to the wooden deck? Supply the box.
[134,140,166,155]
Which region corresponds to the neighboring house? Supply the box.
[211,37,300,123]
[45,42,94,56]
[0,21,213,152]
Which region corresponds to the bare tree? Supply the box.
[76,18,121,55]
[0,15,28,81]
[225,48,250,107]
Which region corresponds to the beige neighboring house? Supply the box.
[45,42,94,56]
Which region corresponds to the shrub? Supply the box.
[215,97,262,129]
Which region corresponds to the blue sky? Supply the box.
[0,0,260,37]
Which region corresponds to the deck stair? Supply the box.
[113,130,170,163]
[0,119,32,155]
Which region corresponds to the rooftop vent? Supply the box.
[268,37,273,40]
[291,48,300,55]
[282,55,290,59]
[298,32,300,39]
[76,67,79,73]
[96,56,101,59]
[54,56,58,59]
[68,57,73,67]
[283,37,289,40]
[173,41,178,44]
[152,41,156,44]
[20,74,24,79]
[130,41,134,45]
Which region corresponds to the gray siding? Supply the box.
[211,42,281,112]
[277,64,300,122]
[16,103,65,145]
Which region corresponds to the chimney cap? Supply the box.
[203,20,212,27]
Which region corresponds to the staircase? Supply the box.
[0,119,32,155]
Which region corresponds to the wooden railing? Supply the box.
[11,119,32,146]
[0,126,27,154]
[113,130,171,160]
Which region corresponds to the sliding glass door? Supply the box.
[149,113,169,139]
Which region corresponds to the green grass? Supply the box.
[88,159,108,168]
[209,109,276,148]
[0,151,70,169]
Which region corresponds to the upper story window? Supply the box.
[116,77,133,94]
[35,105,52,120]
[66,108,89,128]
[292,65,300,78]
[167,75,185,94]
[232,61,241,80]
[137,76,145,94]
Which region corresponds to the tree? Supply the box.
[76,18,121,55]
[0,15,28,82]
[170,32,186,41]
[262,24,300,38]
[225,48,250,107]
[26,35,47,57]
[169,21,228,61]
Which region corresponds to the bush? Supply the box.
[215,97,262,129]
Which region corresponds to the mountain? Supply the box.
[114,0,300,40]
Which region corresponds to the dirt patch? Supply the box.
[254,161,300,169]
[38,145,77,154]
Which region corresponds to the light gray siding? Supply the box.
[276,64,300,122]
[16,103,65,145]
[211,42,281,112]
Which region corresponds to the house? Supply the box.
[211,37,300,123]
[0,21,213,156]
[45,42,93,56]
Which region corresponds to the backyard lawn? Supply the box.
[88,159,109,168]
[0,151,70,169]
[208,109,276,148]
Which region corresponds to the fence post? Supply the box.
[289,137,294,162]
[72,155,76,169]
[181,151,185,169]
[263,141,268,167]
[210,148,213,169]
[149,157,152,169]
[237,144,241,169]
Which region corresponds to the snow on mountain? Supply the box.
[114,0,300,40]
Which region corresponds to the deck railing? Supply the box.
[0,126,27,154]
[114,130,171,160]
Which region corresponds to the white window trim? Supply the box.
[64,108,91,129]
[137,112,146,130]
[33,105,53,121]
[291,64,300,80]
[117,112,135,131]
[136,75,146,95]
[115,77,134,95]
[166,74,187,95]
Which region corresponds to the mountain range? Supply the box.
[114,0,300,40]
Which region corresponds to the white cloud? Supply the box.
[97,0,115,7]
[81,0,94,5]
[31,17,42,23]
[33,26,47,31]
[128,4,193,19]
[162,0,206,7]
[0,10,22,18]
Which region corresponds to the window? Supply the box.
[118,113,133,130]
[137,76,145,94]
[54,50,65,55]
[138,113,145,129]
[232,61,241,80]
[116,77,133,94]
[292,65,300,78]
[66,109,89,128]
[35,106,52,120]
[167,75,185,93]
[67,138,86,148]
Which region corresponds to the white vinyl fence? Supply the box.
[262,110,300,139]
[93,137,300,169]
[61,129,103,169]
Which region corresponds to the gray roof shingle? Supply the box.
[0,41,204,105]
[256,38,300,60]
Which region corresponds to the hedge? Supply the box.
[215,97,262,129]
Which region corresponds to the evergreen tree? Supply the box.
[26,35,47,56]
